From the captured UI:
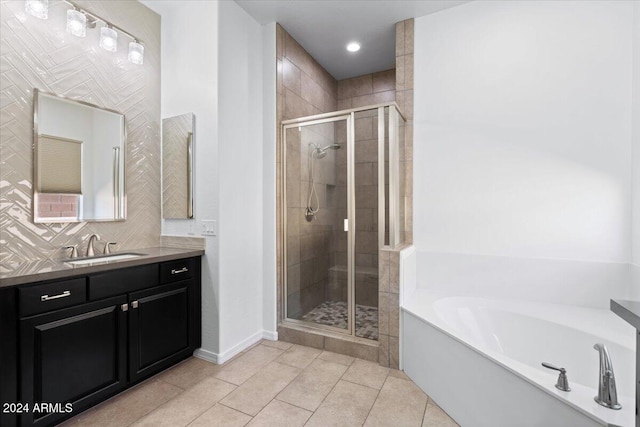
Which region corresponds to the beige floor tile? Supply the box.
[220,362,301,416]
[60,378,182,427]
[131,377,236,427]
[157,357,223,389]
[342,358,390,390]
[388,369,410,381]
[317,350,355,366]
[276,344,322,369]
[364,376,427,427]
[305,380,379,427]
[261,339,294,350]
[187,404,251,427]
[246,400,312,427]
[242,341,265,353]
[422,401,459,427]
[276,358,348,411]
[216,344,284,385]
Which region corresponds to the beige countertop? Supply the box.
[0,247,205,288]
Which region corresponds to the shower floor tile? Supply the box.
[300,300,378,340]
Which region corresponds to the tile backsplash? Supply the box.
[0,0,161,272]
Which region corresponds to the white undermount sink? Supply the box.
[66,253,145,266]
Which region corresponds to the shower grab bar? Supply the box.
[541,362,571,391]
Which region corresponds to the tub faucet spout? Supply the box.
[593,343,621,410]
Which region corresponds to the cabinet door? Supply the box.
[129,281,192,382]
[20,296,127,427]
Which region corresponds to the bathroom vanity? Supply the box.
[0,248,203,427]
[611,299,640,427]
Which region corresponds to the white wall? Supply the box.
[141,0,220,355]
[414,1,637,304]
[632,2,640,299]
[142,0,277,360]
[262,22,278,335]
[217,0,269,357]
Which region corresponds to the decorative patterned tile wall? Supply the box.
[0,0,161,273]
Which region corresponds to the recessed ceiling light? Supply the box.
[346,42,360,53]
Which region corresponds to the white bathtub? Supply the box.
[402,292,636,427]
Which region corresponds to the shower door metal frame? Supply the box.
[282,114,355,336]
[281,102,405,338]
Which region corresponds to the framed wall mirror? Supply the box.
[162,113,195,219]
[33,89,126,223]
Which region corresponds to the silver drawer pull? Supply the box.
[41,290,71,302]
[171,267,188,275]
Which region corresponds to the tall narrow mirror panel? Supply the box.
[162,113,195,219]
[33,90,126,223]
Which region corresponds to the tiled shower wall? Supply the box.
[276,24,338,321]
[378,19,414,369]
[0,0,161,273]
[332,71,396,308]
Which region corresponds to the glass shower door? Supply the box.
[284,115,352,333]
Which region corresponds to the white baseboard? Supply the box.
[193,348,218,363]
[262,330,278,341]
[194,330,279,364]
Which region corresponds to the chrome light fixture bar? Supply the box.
[25,0,144,65]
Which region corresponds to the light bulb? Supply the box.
[100,26,118,52]
[25,0,48,19]
[66,9,86,37]
[128,41,144,65]
[346,42,361,52]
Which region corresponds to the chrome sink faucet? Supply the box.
[86,234,100,257]
[594,343,621,410]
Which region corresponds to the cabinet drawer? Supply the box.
[160,258,195,284]
[88,264,159,301]
[20,278,87,317]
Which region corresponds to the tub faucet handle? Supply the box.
[541,362,571,392]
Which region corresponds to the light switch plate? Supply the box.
[202,220,216,236]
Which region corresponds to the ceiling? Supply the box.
[236,0,469,80]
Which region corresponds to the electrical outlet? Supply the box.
[202,220,216,236]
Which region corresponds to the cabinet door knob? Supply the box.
[131,301,139,309]
[121,303,128,312]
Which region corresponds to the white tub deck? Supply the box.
[402,290,636,427]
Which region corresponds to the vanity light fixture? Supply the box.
[66,8,86,38]
[128,41,144,65]
[346,42,361,52]
[24,0,144,65]
[25,0,48,19]
[100,26,118,52]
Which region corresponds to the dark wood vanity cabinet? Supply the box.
[0,256,201,427]
[20,296,128,427]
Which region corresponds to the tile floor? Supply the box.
[60,340,458,427]
[300,301,379,340]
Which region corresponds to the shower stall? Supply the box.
[282,102,405,340]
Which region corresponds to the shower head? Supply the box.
[314,144,341,159]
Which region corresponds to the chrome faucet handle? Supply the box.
[104,242,116,254]
[542,362,571,391]
[63,245,78,258]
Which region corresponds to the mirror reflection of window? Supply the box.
[162,113,195,219]
[33,90,126,223]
